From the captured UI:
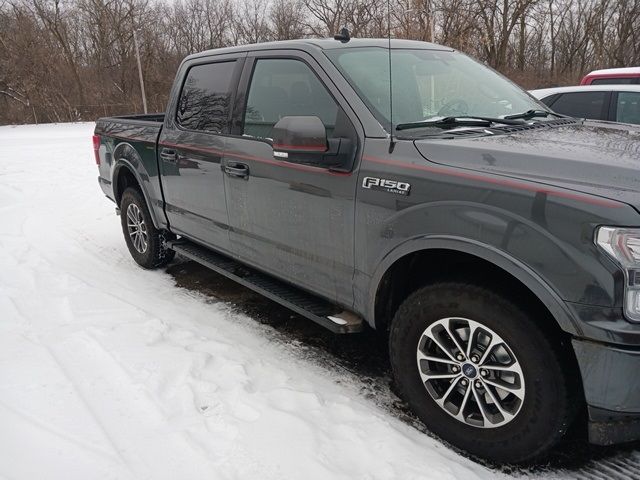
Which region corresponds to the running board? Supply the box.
[167,239,364,334]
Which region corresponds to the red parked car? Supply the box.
[581,67,640,85]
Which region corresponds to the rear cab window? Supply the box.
[177,61,237,133]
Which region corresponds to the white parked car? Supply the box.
[529,85,640,126]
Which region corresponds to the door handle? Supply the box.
[160,148,177,163]
[223,162,249,179]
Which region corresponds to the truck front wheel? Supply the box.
[389,282,577,463]
[120,187,175,269]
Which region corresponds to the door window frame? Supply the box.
[234,54,342,142]
[164,53,246,137]
[230,50,363,172]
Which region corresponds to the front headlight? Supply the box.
[596,227,640,322]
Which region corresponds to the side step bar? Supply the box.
[167,239,364,334]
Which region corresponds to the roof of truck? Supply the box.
[185,38,454,61]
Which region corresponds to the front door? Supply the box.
[223,53,360,305]
[159,57,243,253]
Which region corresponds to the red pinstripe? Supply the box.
[159,141,350,177]
[363,155,622,208]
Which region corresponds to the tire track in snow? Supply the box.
[0,399,133,480]
[45,332,217,480]
[570,453,640,480]
[0,397,120,463]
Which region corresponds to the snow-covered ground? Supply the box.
[0,123,634,480]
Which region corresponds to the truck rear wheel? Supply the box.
[389,282,577,463]
[120,187,175,269]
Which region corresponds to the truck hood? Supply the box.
[413,122,640,208]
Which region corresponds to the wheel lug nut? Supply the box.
[475,381,482,389]
[456,354,465,361]
[452,366,459,373]
[471,355,479,363]
[460,379,468,386]
[480,369,488,377]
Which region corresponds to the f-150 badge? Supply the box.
[362,177,411,196]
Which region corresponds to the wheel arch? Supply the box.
[369,236,582,339]
[112,147,161,229]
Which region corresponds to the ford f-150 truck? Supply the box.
[94,37,640,464]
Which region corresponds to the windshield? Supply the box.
[325,47,548,133]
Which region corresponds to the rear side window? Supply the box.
[177,61,236,133]
[243,59,338,139]
[549,91,607,120]
[590,78,636,85]
[616,92,640,125]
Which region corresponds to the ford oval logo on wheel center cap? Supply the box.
[462,363,477,378]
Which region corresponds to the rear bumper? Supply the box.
[573,338,640,445]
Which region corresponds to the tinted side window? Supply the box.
[550,92,607,120]
[243,59,338,139]
[539,94,558,107]
[590,78,636,85]
[616,92,640,125]
[177,61,236,132]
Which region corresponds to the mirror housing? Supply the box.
[272,116,327,154]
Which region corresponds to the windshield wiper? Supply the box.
[503,109,563,120]
[395,115,525,131]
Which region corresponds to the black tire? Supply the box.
[389,282,577,464]
[120,187,175,269]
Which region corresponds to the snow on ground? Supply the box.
[0,122,584,479]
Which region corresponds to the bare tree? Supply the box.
[2,0,640,124]
[304,0,348,36]
[473,0,539,69]
[270,0,307,40]
[434,0,478,51]
[232,0,272,44]
[29,0,86,104]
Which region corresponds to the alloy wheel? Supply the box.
[126,203,148,254]
[416,317,525,428]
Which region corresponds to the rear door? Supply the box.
[222,51,361,305]
[159,55,244,253]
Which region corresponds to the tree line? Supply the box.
[1,0,639,125]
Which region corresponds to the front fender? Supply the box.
[366,235,583,336]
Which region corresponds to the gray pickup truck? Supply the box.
[94,37,640,463]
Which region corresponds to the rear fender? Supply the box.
[112,143,162,229]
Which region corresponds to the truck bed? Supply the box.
[94,112,164,143]
[94,113,166,226]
